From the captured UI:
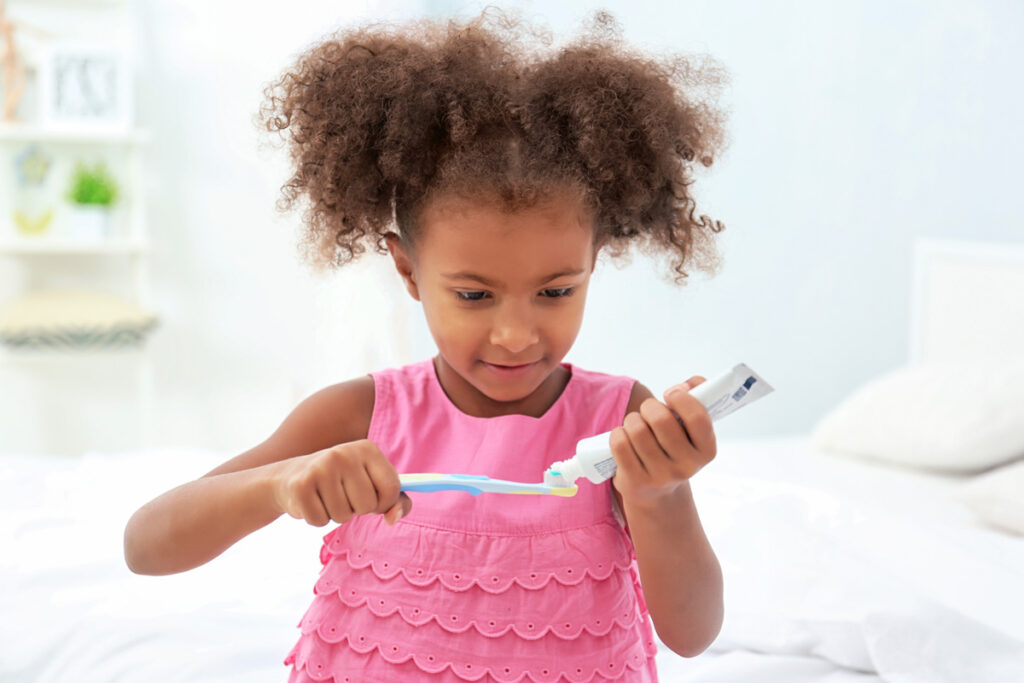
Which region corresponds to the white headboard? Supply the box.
[910,238,1024,364]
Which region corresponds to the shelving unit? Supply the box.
[0,122,153,309]
[0,0,155,454]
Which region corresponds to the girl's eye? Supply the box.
[540,287,575,298]
[455,291,489,301]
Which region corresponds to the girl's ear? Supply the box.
[384,233,421,301]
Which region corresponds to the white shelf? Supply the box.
[9,0,127,5]
[0,238,148,255]
[0,124,150,146]
[0,344,152,361]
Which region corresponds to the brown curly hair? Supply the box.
[258,9,730,283]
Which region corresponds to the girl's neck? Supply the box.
[432,355,570,418]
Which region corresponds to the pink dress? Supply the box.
[285,359,659,682]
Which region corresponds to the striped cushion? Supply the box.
[0,290,158,350]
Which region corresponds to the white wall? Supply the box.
[426,0,1024,437]
[133,0,423,454]
[3,0,1023,455]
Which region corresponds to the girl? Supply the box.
[125,10,729,682]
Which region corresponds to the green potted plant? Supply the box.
[65,162,119,241]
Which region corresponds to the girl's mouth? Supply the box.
[481,360,539,377]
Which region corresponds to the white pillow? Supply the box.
[955,460,1024,535]
[809,360,1024,473]
[0,289,158,350]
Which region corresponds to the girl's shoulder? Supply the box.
[301,375,377,445]
[202,375,375,477]
[564,364,658,421]
[266,374,377,450]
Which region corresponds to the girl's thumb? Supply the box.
[384,493,413,525]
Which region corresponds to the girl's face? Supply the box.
[387,192,597,418]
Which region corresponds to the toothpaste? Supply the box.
[544,363,773,486]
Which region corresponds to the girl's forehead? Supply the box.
[415,195,595,278]
[421,191,591,228]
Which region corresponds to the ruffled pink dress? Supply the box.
[285,359,659,682]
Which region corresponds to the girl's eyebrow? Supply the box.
[442,269,585,287]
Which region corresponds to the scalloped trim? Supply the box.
[286,632,656,683]
[323,547,633,594]
[317,517,635,594]
[302,586,641,640]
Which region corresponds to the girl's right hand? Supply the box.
[269,439,411,527]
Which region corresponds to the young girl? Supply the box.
[125,10,729,682]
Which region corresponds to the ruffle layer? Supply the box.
[318,516,633,593]
[286,516,658,682]
[310,565,639,639]
[285,610,658,683]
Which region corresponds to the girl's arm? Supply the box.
[123,376,407,575]
[611,380,724,658]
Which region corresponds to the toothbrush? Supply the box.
[399,473,578,497]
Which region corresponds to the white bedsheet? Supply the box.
[661,438,1024,682]
[2,438,1022,682]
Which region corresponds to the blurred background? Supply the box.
[1,0,1021,456]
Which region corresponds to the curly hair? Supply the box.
[258,9,730,283]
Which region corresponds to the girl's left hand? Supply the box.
[610,377,717,508]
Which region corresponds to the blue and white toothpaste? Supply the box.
[544,363,773,487]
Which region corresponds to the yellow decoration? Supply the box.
[13,209,54,235]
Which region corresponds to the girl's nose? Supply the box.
[489,302,540,353]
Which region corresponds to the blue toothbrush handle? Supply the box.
[399,473,577,497]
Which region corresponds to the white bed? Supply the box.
[3,238,1024,682]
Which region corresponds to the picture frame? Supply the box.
[36,42,133,130]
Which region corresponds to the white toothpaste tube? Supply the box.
[544,363,774,486]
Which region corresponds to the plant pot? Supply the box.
[67,205,112,242]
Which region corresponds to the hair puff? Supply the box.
[258,8,730,283]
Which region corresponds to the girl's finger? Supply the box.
[662,389,716,456]
[301,489,330,527]
[663,376,705,396]
[609,426,647,475]
[318,477,353,524]
[364,453,403,513]
[342,465,380,516]
[621,410,672,473]
[638,398,691,459]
